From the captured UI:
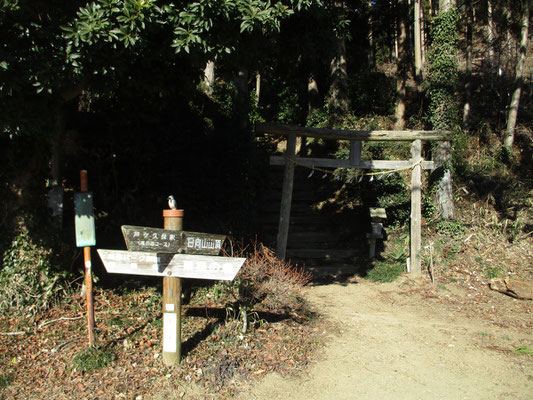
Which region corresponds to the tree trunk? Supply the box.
[203,60,215,96]
[414,0,423,92]
[487,0,495,71]
[393,22,399,62]
[463,0,473,129]
[255,72,261,105]
[439,0,453,13]
[329,1,350,113]
[421,4,426,65]
[505,0,531,149]
[431,0,456,220]
[434,141,454,220]
[47,107,65,229]
[330,37,350,112]
[232,66,249,132]
[308,73,320,116]
[368,1,375,69]
[394,0,408,130]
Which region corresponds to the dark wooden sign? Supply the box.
[121,225,226,255]
[97,249,246,281]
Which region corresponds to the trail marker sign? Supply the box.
[121,225,225,255]
[74,192,96,247]
[97,222,246,366]
[97,249,245,281]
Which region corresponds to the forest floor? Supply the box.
[1,196,532,399]
[1,265,532,400]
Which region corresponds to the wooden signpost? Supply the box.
[74,170,96,346]
[97,210,246,366]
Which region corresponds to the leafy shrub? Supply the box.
[0,216,69,316]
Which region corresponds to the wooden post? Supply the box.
[276,133,297,259]
[162,209,184,365]
[410,140,422,275]
[80,170,95,346]
[349,141,361,166]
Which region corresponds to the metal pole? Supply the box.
[162,209,184,365]
[80,170,95,346]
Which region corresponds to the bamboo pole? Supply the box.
[162,209,184,365]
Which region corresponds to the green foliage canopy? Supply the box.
[0,0,319,137]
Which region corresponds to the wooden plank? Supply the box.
[257,122,452,142]
[410,140,422,275]
[121,225,225,255]
[97,249,246,281]
[276,133,297,259]
[270,156,434,170]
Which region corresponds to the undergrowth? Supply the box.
[366,260,405,283]
[222,241,312,325]
[0,215,70,317]
[70,345,115,373]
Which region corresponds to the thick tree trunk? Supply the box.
[394,0,408,130]
[433,0,456,220]
[330,37,350,112]
[329,1,350,112]
[505,0,530,149]
[203,60,215,96]
[463,0,473,129]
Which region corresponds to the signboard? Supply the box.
[97,249,245,281]
[74,192,96,247]
[121,225,225,255]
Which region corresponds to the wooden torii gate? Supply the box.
[256,122,452,275]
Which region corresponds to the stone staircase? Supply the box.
[256,165,371,277]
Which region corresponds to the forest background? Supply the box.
[0,0,532,315]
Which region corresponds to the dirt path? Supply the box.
[237,279,533,400]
